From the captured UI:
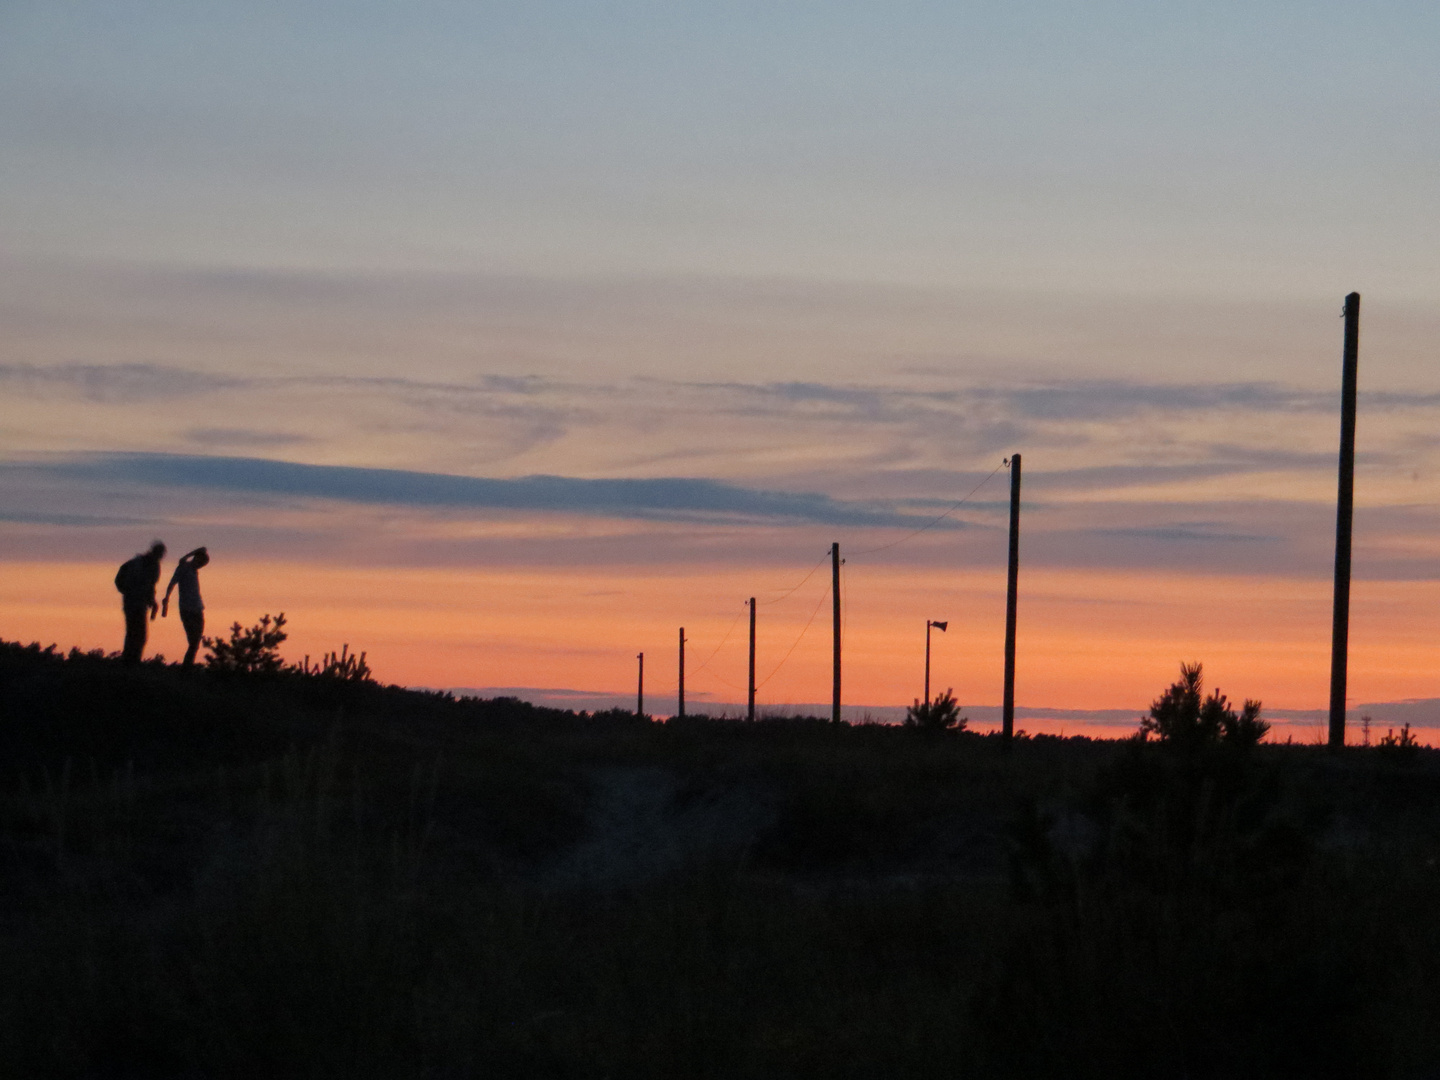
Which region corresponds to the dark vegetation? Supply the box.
[204,611,373,682]
[1138,661,1270,747]
[2,640,1439,1078]
[202,611,292,675]
[904,687,967,733]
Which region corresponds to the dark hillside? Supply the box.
[2,640,1439,1078]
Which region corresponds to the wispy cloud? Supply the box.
[1090,522,1278,544]
[7,359,1440,483]
[971,380,1332,420]
[5,360,1440,578]
[0,362,248,402]
[183,427,312,449]
[0,509,148,527]
[9,360,1422,425]
[691,378,1339,425]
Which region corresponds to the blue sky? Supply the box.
[5,2,1439,298]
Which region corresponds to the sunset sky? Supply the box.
[4,3,1440,736]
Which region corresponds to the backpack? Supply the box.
[114,555,145,597]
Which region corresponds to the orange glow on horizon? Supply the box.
[4,560,1439,725]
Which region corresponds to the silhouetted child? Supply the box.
[114,541,166,663]
[162,547,210,668]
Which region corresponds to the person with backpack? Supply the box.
[162,546,209,667]
[114,541,166,664]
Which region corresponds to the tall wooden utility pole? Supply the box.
[747,598,757,721]
[831,542,842,723]
[1002,454,1022,743]
[1329,292,1361,750]
[678,628,686,719]
[636,652,644,717]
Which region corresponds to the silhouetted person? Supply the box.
[162,546,209,667]
[115,541,166,664]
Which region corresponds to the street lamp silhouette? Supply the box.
[925,620,947,705]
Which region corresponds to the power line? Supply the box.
[848,459,1008,557]
[756,580,831,689]
[688,601,747,676]
[703,669,750,693]
[646,462,1008,707]
[685,551,827,699]
[758,548,831,605]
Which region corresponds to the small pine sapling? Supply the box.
[204,613,288,674]
[905,688,968,733]
[1138,662,1268,747]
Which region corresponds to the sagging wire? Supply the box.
[687,547,825,698]
[758,548,831,605]
[755,580,831,689]
[847,459,1007,557]
[704,669,750,693]
[662,459,1006,703]
[688,601,747,677]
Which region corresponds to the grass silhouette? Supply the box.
[0,639,1438,1077]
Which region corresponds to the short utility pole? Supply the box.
[831,542,842,723]
[1002,454,1022,744]
[1329,292,1361,750]
[925,619,948,706]
[747,597,757,721]
[636,652,644,718]
[678,627,686,719]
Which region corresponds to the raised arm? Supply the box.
[162,560,185,615]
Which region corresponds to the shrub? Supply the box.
[1220,698,1269,747]
[904,688,967,733]
[1138,662,1268,748]
[294,644,373,683]
[1377,723,1420,762]
[204,613,288,675]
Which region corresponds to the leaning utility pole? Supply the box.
[678,627,686,719]
[636,652,644,717]
[1329,292,1361,750]
[831,542,842,723]
[747,597,757,721]
[1002,454,1022,743]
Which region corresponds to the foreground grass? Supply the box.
[1,641,1438,1078]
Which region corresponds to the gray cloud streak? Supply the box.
[1089,522,1279,544]
[38,453,954,528]
[0,362,249,402]
[184,427,313,448]
[12,360,1440,418]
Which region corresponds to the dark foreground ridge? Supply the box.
[3,640,1440,1078]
